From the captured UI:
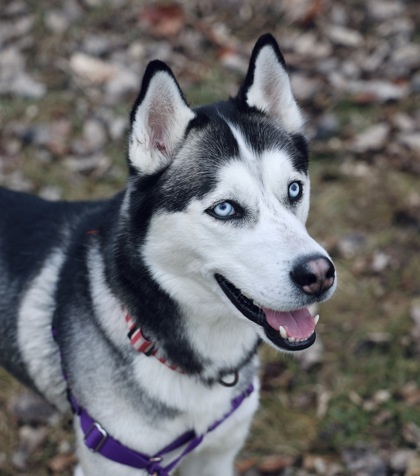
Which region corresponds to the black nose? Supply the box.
[291,255,335,296]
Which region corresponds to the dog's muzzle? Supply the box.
[215,256,335,351]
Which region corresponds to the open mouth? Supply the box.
[215,274,318,351]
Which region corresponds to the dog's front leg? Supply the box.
[178,448,238,476]
[73,464,85,476]
[178,403,256,476]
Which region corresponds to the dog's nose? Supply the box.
[291,255,335,296]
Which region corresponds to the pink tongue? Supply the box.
[264,308,315,339]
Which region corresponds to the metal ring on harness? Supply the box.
[218,369,239,387]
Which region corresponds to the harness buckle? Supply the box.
[84,422,108,453]
[147,456,164,475]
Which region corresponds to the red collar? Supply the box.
[125,313,240,386]
[125,314,184,373]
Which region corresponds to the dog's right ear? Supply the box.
[128,61,195,175]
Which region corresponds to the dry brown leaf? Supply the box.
[300,0,325,26]
[235,457,257,473]
[139,4,185,37]
[48,453,77,473]
[258,455,294,473]
[401,382,420,406]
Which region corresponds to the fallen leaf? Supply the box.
[300,0,324,26]
[258,455,294,473]
[303,453,336,474]
[9,391,57,425]
[342,446,387,475]
[352,123,390,153]
[139,4,185,37]
[48,453,77,473]
[403,422,420,446]
[70,53,117,84]
[12,426,49,470]
[407,454,420,476]
[390,449,417,473]
[401,382,420,406]
[235,457,257,473]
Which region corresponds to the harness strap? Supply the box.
[74,382,254,475]
[52,326,254,475]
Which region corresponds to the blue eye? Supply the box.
[213,202,234,217]
[207,201,243,220]
[288,181,303,201]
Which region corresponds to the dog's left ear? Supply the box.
[237,34,304,133]
[128,60,195,175]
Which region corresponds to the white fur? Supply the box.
[246,45,304,133]
[17,249,68,411]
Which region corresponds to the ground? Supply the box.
[0,0,419,475]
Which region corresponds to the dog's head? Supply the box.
[124,34,336,353]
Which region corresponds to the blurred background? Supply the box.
[0,0,419,474]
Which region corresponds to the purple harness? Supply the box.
[52,327,254,475]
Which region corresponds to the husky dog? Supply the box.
[0,34,336,476]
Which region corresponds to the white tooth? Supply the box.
[279,326,288,339]
[314,314,320,326]
[288,336,296,343]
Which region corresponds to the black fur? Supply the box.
[0,188,102,387]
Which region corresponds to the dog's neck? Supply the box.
[88,240,259,384]
[125,311,254,387]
